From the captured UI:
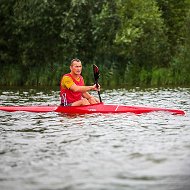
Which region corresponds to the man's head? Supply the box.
[70,58,82,76]
[70,58,81,66]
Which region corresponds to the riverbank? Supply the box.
[1,64,190,88]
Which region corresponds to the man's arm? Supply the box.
[62,76,97,92]
[70,83,98,92]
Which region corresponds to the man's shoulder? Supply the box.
[63,75,71,79]
[62,75,73,82]
[62,73,72,80]
[63,73,71,77]
[61,74,74,88]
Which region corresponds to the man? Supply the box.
[60,58,100,106]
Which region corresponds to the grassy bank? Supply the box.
[1,63,189,88]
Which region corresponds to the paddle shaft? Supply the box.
[95,82,102,102]
[93,64,102,102]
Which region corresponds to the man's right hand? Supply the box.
[92,84,100,91]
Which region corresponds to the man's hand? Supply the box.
[92,84,100,91]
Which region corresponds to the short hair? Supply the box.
[71,58,81,65]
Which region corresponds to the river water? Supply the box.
[0,87,190,190]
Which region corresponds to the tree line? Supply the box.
[0,0,190,87]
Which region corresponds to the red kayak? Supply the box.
[0,102,185,115]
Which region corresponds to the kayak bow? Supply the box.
[0,102,185,115]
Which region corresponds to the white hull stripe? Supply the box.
[115,105,119,111]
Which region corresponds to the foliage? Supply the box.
[0,0,190,87]
[115,0,169,69]
[0,0,18,66]
[156,0,189,56]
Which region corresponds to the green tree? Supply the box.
[0,0,18,66]
[170,8,190,84]
[13,0,71,66]
[156,0,189,56]
[91,1,119,65]
[115,0,169,69]
[0,0,190,86]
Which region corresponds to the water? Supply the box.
[0,87,190,190]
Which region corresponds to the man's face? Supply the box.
[70,61,82,75]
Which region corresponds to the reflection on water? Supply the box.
[0,87,190,190]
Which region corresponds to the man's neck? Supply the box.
[70,72,80,80]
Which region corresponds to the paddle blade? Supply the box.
[93,64,100,81]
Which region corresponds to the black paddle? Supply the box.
[93,64,102,102]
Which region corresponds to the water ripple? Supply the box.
[0,87,190,190]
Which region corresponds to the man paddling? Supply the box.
[60,58,100,106]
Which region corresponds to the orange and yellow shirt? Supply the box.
[60,73,84,105]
